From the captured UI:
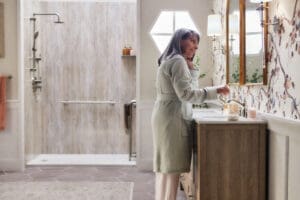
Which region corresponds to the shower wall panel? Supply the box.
[26,1,136,154]
[24,0,43,161]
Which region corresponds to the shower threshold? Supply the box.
[26,154,136,166]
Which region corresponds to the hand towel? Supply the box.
[0,76,7,131]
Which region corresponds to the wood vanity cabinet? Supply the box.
[180,122,267,200]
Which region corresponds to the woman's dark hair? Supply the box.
[191,30,200,43]
[158,28,200,66]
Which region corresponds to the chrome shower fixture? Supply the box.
[29,12,64,93]
[31,13,64,24]
[34,31,39,39]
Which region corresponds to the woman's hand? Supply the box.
[216,85,230,95]
[184,56,195,70]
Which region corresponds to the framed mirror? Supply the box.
[226,0,268,85]
[226,0,243,84]
[245,0,268,85]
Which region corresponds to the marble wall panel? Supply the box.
[24,0,44,161]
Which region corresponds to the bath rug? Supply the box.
[0,181,134,200]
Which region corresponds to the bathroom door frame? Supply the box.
[18,0,25,171]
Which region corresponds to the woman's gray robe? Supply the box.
[151,54,218,173]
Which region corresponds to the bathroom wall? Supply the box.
[0,0,18,99]
[0,0,23,171]
[212,0,300,121]
[137,0,213,170]
[25,1,136,155]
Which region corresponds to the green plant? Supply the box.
[231,69,240,82]
[199,73,206,78]
[230,56,240,82]
[193,54,201,68]
[246,69,263,83]
[193,54,206,79]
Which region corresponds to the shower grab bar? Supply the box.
[59,100,117,105]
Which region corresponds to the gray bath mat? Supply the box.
[0,181,134,200]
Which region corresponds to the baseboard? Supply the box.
[0,158,23,171]
[136,157,153,171]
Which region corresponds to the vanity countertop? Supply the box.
[192,108,266,124]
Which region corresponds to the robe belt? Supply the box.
[156,93,179,101]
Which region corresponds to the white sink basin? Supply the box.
[192,109,266,124]
[200,115,228,119]
[192,109,223,119]
[193,109,240,121]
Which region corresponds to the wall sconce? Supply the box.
[250,0,279,27]
[207,14,225,54]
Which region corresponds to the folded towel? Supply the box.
[124,100,137,131]
[124,103,131,131]
[0,76,7,131]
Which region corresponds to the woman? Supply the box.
[151,28,229,200]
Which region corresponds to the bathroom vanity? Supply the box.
[180,111,267,200]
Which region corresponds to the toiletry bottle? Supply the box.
[223,103,229,115]
[127,46,132,55]
[130,49,135,56]
[122,46,127,56]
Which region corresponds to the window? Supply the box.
[245,10,263,55]
[150,11,199,53]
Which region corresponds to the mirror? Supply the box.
[226,0,242,84]
[245,1,264,84]
[226,0,268,85]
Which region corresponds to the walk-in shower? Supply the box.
[29,13,64,92]
[24,1,137,166]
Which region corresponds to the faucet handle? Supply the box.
[218,95,227,104]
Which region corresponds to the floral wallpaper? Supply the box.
[212,0,300,120]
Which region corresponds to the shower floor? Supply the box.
[26,154,136,166]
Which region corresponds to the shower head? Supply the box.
[33,13,65,25]
[54,13,64,24]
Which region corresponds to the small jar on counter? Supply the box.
[247,107,257,119]
[228,102,240,121]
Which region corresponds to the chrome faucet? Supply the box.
[219,96,247,117]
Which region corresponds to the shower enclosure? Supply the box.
[24,0,137,165]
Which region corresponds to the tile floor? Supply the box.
[0,166,186,200]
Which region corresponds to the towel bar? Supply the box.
[0,75,12,79]
[59,100,117,105]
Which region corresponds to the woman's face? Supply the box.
[181,35,199,59]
